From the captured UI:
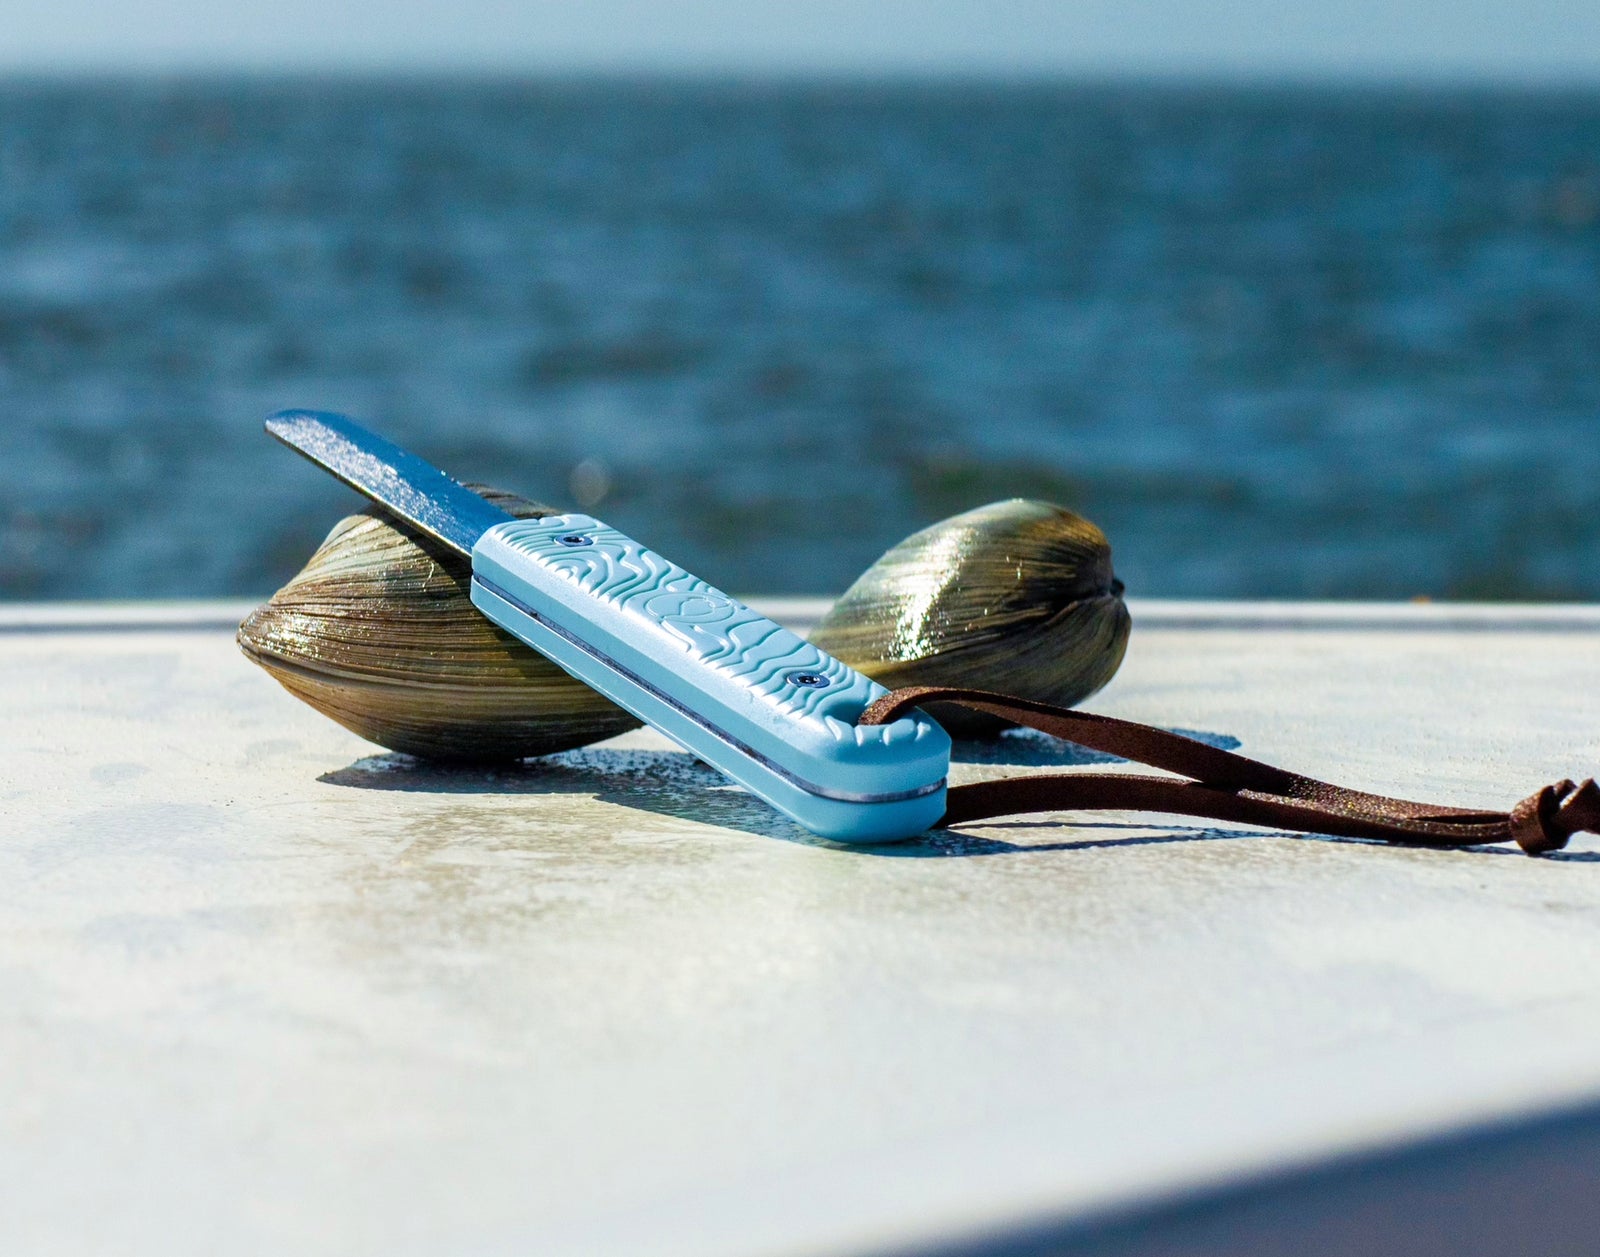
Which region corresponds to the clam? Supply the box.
[808,499,1130,736]
[237,486,641,762]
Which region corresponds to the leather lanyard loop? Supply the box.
[861,686,1600,856]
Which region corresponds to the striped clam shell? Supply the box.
[808,499,1130,737]
[237,486,640,762]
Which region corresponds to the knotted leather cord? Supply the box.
[860,686,1600,856]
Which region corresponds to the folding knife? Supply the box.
[266,410,950,841]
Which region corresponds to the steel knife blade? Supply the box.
[266,409,513,558]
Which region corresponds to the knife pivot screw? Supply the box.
[557,533,594,547]
[787,671,831,689]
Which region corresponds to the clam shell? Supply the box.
[237,486,640,762]
[809,499,1130,736]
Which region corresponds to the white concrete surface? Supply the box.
[3,599,1600,1256]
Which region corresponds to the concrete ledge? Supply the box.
[3,600,1599,1256]
[10,596,1600,634]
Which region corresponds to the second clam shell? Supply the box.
[809,499,1131,735]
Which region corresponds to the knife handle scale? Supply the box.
[469,514,949,842]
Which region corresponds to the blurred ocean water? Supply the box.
[1,77,1598,601]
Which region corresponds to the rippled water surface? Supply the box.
[2,78,1598,600]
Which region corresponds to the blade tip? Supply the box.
[264,409,337,450]
[264,408,310,431]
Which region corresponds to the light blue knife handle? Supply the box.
[469,514,950,842]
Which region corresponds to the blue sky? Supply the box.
[5,0,1600,80]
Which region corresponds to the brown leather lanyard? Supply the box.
[861,686,1600,856]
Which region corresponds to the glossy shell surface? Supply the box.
[809,499,1130,735]
[237,487,640,762]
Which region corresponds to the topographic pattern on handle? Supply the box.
[486,516,889,737]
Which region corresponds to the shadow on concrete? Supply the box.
[883,1093,1600,1257]
[948,727,1240,768]
[315,744,1377,859]
[320,747,820,843]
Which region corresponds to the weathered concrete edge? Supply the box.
[4,597,1600,635]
